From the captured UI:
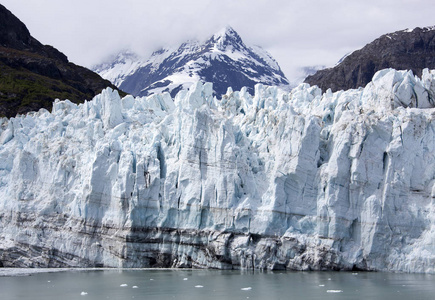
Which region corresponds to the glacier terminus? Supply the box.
[0,68,435,273]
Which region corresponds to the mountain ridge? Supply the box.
[304,26,435,92]
[93,26,290,97]
[0,4,122,118]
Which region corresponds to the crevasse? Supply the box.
[0,68,435,272]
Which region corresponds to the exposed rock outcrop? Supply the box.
[0,4,123,118]
[305,26,435,92]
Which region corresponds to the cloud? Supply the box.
[3,0,435,80]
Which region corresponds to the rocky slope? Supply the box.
[93,26,290,97]
[0,4,121,118]
[305,26,435,92]
[1,68,435,272]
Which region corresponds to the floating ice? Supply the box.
[132,286,138,289]
[80,292,88,296]
[183,278,188,281]
[120,284,128,287]
[241,287,252,291]
[327,290,343,293]
[195,285,204,288]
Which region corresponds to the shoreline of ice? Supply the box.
[0,267,210,277]
[1,68,435,273]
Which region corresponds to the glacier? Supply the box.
[0,68,435,273]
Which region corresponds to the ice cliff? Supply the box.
[1,68,435,273]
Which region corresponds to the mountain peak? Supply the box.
[94,26,289,97]
[207,26,245,52]
[213,26,239,40]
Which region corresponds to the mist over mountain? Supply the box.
[93,26,290,97]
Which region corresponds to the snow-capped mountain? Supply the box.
[1,68,435,272]
[93,26,290,97]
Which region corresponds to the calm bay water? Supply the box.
[0,269,434,300]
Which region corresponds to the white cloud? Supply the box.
[2,0,435,81]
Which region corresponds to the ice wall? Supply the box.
[0,68,435,272]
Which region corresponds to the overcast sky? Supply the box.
[2,0,435,81]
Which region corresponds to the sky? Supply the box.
[2,0,435,82]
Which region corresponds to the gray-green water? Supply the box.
[1,269,434,300]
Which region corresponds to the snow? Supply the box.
[210,46,246,62]
[94,47,176,88]
[1,68,435,273]
[213,25,237,40]
[401,26,435,34]
[147,47,177,72]
[250,45,281,71]
[141,69,202,96]
[94,51,142,87]
[93,26,289,98]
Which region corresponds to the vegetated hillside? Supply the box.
[0,4,123,118]
[305,26,435,92]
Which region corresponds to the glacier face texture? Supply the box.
[1,68,435,272]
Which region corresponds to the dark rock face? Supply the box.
[305,26,435,92]
[0,4,122,118]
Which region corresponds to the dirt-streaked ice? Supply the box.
[0,68,435,273]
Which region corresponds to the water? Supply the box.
[1,269,434,300]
